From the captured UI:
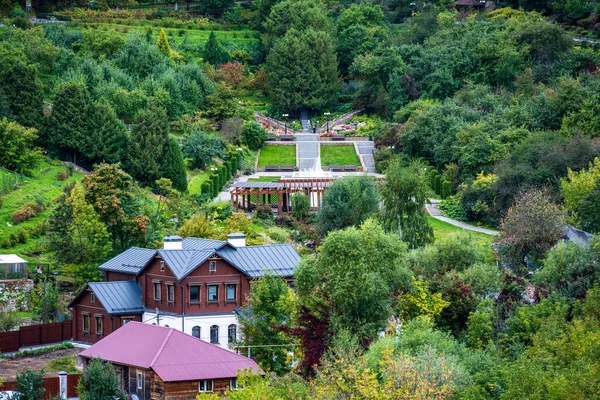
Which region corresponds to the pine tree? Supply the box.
[128,103,170,184]
[157,28,172,55]
[160,137,188,193]
[2,63,43,129]
[86,100,129,164]
[202,31,230,66]
[49,80,91,163]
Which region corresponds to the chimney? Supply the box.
[163,235,183,250]
[227,232,246,247]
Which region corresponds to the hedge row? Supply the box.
[200,151,242,198]
[429,170,451,200]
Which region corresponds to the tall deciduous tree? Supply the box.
[202,31,230,66]
[238,274,295,375]
[86,100,128,164]
[159,137,188,193]
[128,103,169,185]
[182,129,226,169]
[266,28,339,111]
[49,80,92,163]
[380,158,433,248]
[296,219,412,343]
[495,189,565,272]
[318,175,379,235]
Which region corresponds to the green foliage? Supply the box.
[76,29,126,59]
[128,103,170,185]
[183,129,227,170]
[0,118,40,175]
[238,274,295,375]
[86,100,128,164]
[466,299,494,349]
[159,137,188,193]
[15,368,45,400]
[0,62,43,129]
[397,277,449,321]
[318,175,379,235]
[578,179,600,234]
[78,358,126,400]
[380,158,433,248]
[203,31,230,66]
[297,219,412,342]
[31,282,60,324]
[0,310,20,332]
[291,193,310,221]
[198,0,234,17]
[157,28,172,55]
[242,120,267,151]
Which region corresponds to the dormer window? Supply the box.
[160,261,165,272]
[209,261,216,273]
[91,293,95,304]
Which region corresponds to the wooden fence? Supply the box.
[2,373,80,399]
[0,321,72,353]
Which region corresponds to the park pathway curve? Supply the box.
[426,200,498,236]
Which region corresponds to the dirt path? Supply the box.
[0,348,81,380]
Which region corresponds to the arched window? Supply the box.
[192,326,201,338]
[228,324,237,343]
[210,325,219,344]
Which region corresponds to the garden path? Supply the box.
[425,200,498,235]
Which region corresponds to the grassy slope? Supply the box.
[257,145,296,166]
[320,145,361,166]
[188,169,211,195]
[248,176,281,182]
[427,216,495,260]
[0,160,84,263]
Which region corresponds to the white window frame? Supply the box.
[226,284,236,301]
[209,261,217,273]
[230,378,239,390]
[208,285,218,302]
[198,380,213,392]
[189,285,200,303]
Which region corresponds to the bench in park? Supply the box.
[265,165,280,172]
[332,134,346,141]
[329,165,342,172]
[266,135,277,141]
[280,135,295,141]
[343,165,357,172]
[280,165,296,172]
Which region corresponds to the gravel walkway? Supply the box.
[425,202,498,235]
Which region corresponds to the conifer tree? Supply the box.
[202,31,230,66]
[86,100,129,164]
[49,80,91,163]
[160,137,188,193]
[1,63,43,129]
[157,28,172,55]
[128,103,169,184]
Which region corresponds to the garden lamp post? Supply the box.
[282,113,289,135]
[324,112,330,133]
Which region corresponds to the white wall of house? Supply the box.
[142,311,240,350]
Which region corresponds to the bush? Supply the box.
[439,197,467,221]
[266,226,289,243]
[56,170,70,181]
[291,193,310,221]
[254,204,273,220]
[12,16,33,29]
[440,180,451,199]
[10,204,39,224]
[433,175,442,195]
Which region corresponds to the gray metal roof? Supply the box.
[182,238,227,251]
[98,247,156,274]
[88,281,145,314]
[158,249,215,280]
[217,244,300,278]
[232,182,285,189]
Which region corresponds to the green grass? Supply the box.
[0,160,83,263]
[427,216,495,260]
[320,145,361,166]
[258,145,296,167]
[46,355,78,374]
[188,169,211,195]
[248,176,281,182]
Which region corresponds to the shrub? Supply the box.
[440,180,451,199]
[10,205,38,224]
[433,175,442,195]
[254,204,273,220]
[56,170,70,181]
[266,226,289,243]
[12,16,33,29]
[439,197,467,221]
[291,193,310,221]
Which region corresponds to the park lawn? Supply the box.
[427,216,496,261]
[258,145,296,167]
[188,169,211,195]
[0,160,83,263]
[248,176,281,182]
[320,145,361,166]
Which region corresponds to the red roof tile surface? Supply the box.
[80,322,261,382]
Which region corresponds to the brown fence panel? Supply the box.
[62,320,72,341]
[41,322,63,345]
[67,374,81,397]
[42,376,60,398]
[0,330,20,353]
[20,324,41,347]
[1,381,17,391]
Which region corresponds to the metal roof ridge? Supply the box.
[150,328,174,368]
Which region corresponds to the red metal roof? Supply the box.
[80,322,261,382]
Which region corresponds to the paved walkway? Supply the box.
[296,134,320,170]
[425,201,498,235]
[300,108,311,132]
[356,141,376,172]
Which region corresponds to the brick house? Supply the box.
[69,233,300,348]
[80,321,261,399]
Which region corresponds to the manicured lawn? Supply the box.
[320,145,361,166]
[257,145,296,167]
[187,169,211,195]
[427,216,496,261]
[248,176,281,182]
